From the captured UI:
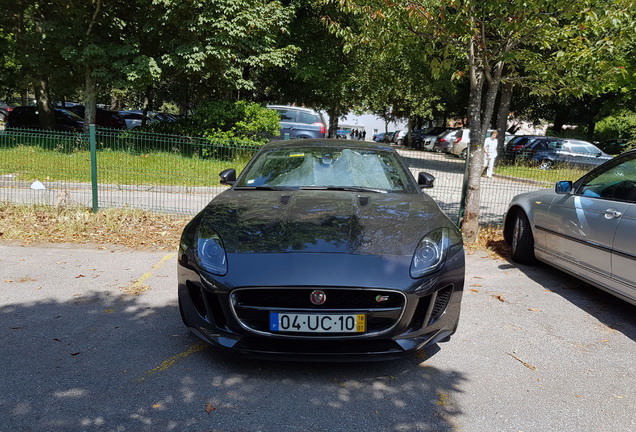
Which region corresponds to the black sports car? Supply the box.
[178,139,464,360]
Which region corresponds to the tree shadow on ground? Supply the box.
[1,291,467,432]
[493,254,636,344]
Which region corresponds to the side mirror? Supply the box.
[555,180,572,194]
[219,168,236,185]
[418,171,435,189]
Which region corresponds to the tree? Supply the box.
[325,0,634,242]
[0,0,299,128]
[256,1,372,136]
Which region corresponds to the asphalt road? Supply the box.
[1,243,634,432]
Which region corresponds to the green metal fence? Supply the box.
[0,127,588,224]
[0,126,260,215]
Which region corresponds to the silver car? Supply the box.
[503,149,636,306]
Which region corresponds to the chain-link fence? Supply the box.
[1,127,590,225]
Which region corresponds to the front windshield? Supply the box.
[235,146,418,193]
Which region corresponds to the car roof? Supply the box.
[566,139,595,145]
[266,105,319,113]
[261,138,395,152]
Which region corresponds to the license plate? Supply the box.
[270,313,366,333]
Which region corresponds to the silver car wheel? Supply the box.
[510,212,535,264]
[512,217,520,251]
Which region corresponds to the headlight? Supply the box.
[410,228,461,278]
[194,226,228,276]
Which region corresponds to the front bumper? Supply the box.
[178,252,464,361]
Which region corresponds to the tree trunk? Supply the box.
[496,81,514,153]
[110,92,123,111]
[84,65,97,130]
[552,107,568,133]
[327,106,340,138]
[34,78,55,130]
[142,86,152,127]
[462,70,485,243]
[20,89,28,107]
[407,117,414,147]
[462,34,506,243]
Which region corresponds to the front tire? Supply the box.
[510,212,535,264]
[460,148,468,160]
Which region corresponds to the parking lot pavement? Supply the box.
[1,243,635,432]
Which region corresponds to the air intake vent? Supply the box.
[429,286,453,324]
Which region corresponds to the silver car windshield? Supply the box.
[235,147,417,193]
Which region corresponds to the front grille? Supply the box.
[234,288,403,309]
[232,288,405,336]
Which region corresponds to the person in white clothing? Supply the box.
[483,131,498,178]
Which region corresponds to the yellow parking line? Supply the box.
[121,253,175,295]
[134,343,208,382]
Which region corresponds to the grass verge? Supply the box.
[495,162,587,184]
[1,203,510,259]
[0,145,253,186]
[0,203,189,250]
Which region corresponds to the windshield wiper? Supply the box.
[298,186,387,194]
[233,186,296,191]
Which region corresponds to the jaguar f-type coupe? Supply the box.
[178,139,464,360]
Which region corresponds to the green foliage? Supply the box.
[158,102,180,115]
[594,110,636,141]
[545,126,589,140]
[143,100,281,145]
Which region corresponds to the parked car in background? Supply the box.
[153,112,179,122]
[395,130,408,146]
[503,149,636,306]
[412,127,457,151]
[118,110,159,129]
[528,139,612,170]
[512,136,564,161]
[178,138,464,359]
[372,132,386,142]
[435,128,495,159]
[504,134,517,144]
[267,105,326,139]
[373,132,396,143]
[432,129,461,153]
[6,106,84,131]
[67,105,127,130]
[502,135,545,160]
[387,130,400,144]
[0,101,15,122]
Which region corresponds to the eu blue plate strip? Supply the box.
[270,313,279,331]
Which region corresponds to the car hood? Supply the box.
[195,189,453,256]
